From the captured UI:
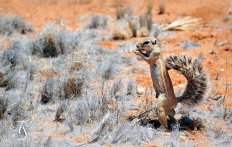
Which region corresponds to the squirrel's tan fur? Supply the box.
[134,37,210,129]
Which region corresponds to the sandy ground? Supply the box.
[0,0,232,146]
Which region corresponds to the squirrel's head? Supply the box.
[135,37,160,53]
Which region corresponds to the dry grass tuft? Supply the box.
[63,73,85,98]
[0,14,32,36]
[112,6,153,39]
[111,19,135,40]
[0,97,8,119]
[112,7,136,40]
[161,16,204,31]
[84,15,108,29]
[0,72,7,87]
[116,7,133,20]
[32,25,74,57]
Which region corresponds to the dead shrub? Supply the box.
[112,6,153,39]
[0,14,32,36]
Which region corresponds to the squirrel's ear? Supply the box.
[151,40,157,45]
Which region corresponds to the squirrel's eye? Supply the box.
[143,41,150,45]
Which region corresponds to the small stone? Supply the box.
[210,49,216,54]
[136,85,145,95]
[179,39,201,50]
[216,41,228,47]
[180,135,186,141]
[70,61,83,71]
[210,95,223,100]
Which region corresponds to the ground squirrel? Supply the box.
[133,37,210,129]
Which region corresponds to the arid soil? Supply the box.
[0,0,232,146]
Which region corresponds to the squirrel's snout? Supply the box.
[136,44,143,50]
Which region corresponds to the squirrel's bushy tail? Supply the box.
[165,53,210,106]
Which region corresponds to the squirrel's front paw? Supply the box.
[133,49,140,55]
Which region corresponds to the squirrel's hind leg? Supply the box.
[156,94,168,129]
[157,106,168,129]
